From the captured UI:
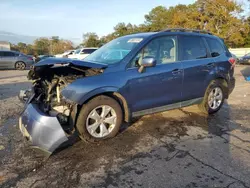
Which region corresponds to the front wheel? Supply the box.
[199,80,226,114]
[76,95,123,142]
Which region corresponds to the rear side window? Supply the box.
[206,38,224,57]
[179,36,207,61]
[0,52,3,57]
[3,52,16,57]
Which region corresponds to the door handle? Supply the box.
[206,63,215,68]
[172,69,182,75]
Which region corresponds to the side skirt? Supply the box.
[132,97,203,117]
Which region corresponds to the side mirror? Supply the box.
[138,57,156,73]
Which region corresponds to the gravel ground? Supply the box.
[0,66,250,188]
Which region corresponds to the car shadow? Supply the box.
[54,102,233,155]
[27,101,250,187]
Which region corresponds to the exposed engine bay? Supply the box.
[22,63,104,134]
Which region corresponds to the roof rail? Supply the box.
[162,28,212,35]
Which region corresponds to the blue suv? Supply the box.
[19,29,236,154]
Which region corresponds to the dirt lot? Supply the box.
[0,66,250,188]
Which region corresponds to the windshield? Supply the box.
[84,36,144,64]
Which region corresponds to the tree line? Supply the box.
[12,0,250,55]
[11,36,74,56]
[83,0,250,48]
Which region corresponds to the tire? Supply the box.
[15,61,26,70]
[199,80,226,115]
[76,95,123,142]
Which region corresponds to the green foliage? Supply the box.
[92,0,250,48]
[82,32,101,47]
[244,16,250,47]
[33,38,50,55]
[11,37,74,55]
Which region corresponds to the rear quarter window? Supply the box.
[3,52,16,57]
[206,38,225,57]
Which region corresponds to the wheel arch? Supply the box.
[208,77,229,99]
[78,91,131,123]
[15,61,26,69]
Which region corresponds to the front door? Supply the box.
[125,36,183,113]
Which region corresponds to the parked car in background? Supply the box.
[19,29,236,154]
[68,48,97,60]
[55,50,75,58]
[238,53,250,64]
[35,55,55,63]
[0,50,34,70]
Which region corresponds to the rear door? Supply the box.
[1,51,17,68]
[0,51,6,68]
[179,35,214,104]
[205,37,233,81]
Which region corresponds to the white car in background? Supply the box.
[68,48,98,60]
[55,50,75,58]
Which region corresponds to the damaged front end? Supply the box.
[19,58,106,155]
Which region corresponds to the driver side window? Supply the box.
[129,36,177,68]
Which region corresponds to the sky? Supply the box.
[0,0,248,43]
[0,0,196,41]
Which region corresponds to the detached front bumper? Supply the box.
[19,103,68,155]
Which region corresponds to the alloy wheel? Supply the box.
[208,87,223,110]
[86,105,117,138]
[16,62,25,70]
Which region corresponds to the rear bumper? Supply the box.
[19,103,68,154]
[228,77,235,95]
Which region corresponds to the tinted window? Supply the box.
[129,36,177,67]
[179,36,207,61]
[3,52,16,57]
[0,52,4,57]
[206,38,224,57]
[82,49,97,54]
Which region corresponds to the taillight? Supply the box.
[228,57,236,68]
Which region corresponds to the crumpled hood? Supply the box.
[34,57,108,69]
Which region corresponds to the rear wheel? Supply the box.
[199,80,226,114]
[15,61,26,70]
[76,95,123,142]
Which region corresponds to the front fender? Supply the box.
[61,73,123,104]
[77,86,119,104]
